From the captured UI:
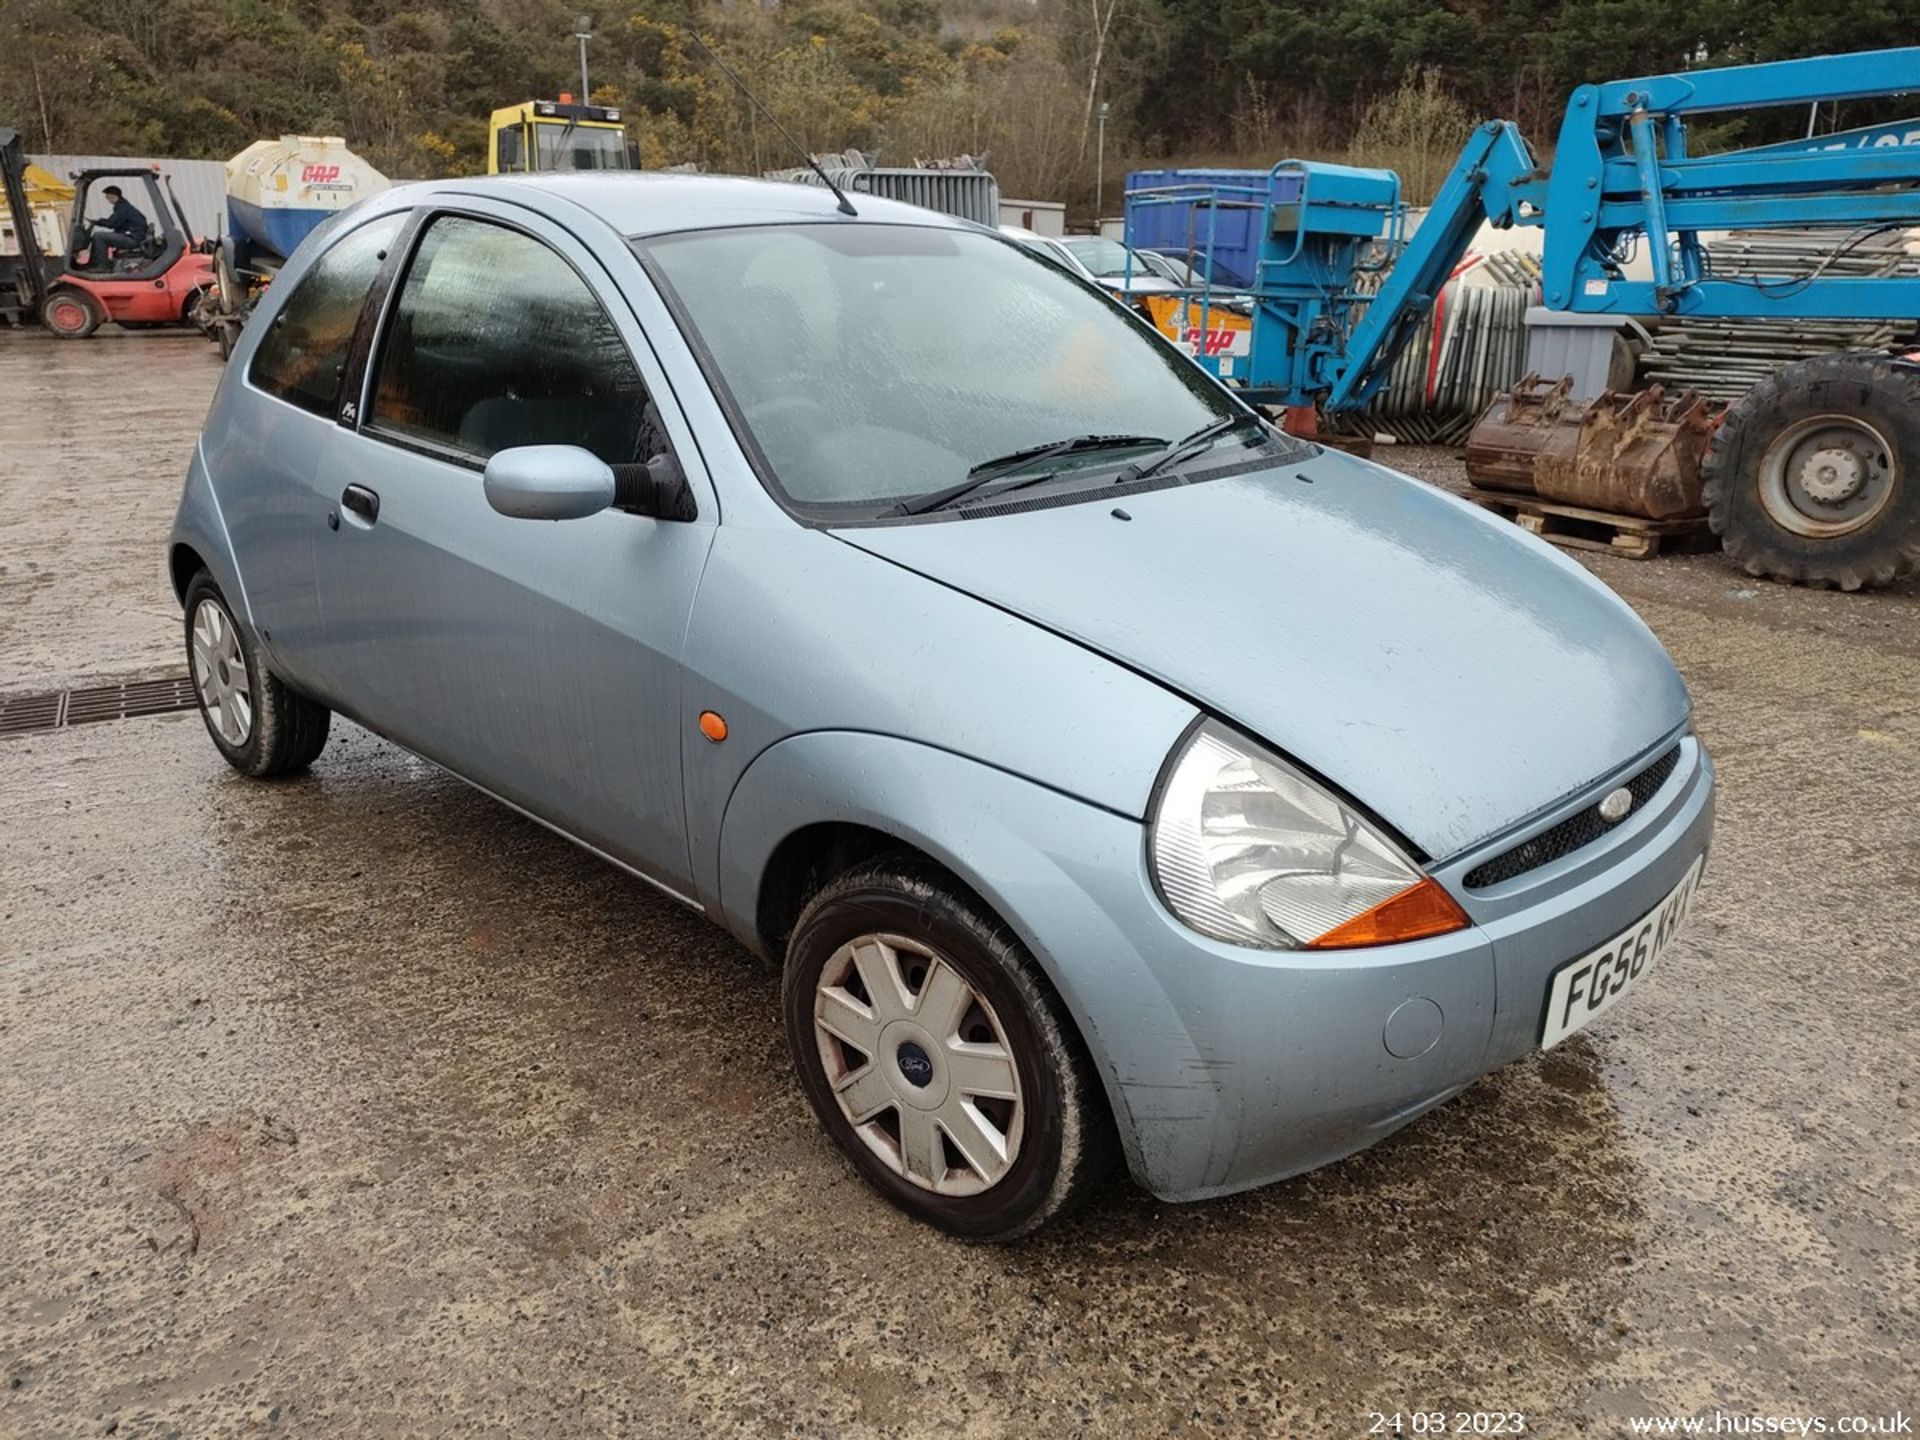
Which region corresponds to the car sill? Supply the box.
[331,712,706,913]
[427,757,706,912]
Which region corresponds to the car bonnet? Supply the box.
[832,447,1689,861]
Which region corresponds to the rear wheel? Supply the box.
[42,288,102,339]
[782,860,1115,1241]
[1704,352,1920,590]
[182,570,331,778]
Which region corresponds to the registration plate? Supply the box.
[1540,853,1705,1049]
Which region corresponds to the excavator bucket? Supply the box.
[1465,377,1715,520]
[1462,374,1575,494]
[1533,386,1715,519]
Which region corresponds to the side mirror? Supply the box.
[611,448,698,522]
[482,445,616,521]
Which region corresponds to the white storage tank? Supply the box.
[226,135,389,264]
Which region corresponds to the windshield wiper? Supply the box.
[1116,413,1265,484]
[889,434,1165,516]
[553,114,580,167]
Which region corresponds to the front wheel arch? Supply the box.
[715,731,1154,1180]
[753,819,925,962]
[717,734,1110,982]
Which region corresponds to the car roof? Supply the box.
[387,171,977,238]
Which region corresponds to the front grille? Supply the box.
[1464,745,1682,889]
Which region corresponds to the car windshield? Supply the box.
[1059,237,1144,278]
[1144,252,1209,286]
[640,223,1283,515]
[1136,251,1185,282]
[533,122,626,171]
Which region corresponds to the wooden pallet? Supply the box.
[1458,486,1717,560]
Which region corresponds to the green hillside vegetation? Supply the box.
[1,0,1906,210]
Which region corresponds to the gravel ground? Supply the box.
[1,331,1915,1437]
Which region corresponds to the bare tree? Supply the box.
[0,0,105,151]
[1076,0,1129,157]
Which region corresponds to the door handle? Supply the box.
[340,484,381,524]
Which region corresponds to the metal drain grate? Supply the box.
[66,675,200,726]
[0,690,65,736]
[0,674,199,738]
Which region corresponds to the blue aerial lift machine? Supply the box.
[1126,46,1920,590]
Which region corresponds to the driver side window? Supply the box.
[366,214,661,468]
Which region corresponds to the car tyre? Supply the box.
[183,570,331,778]
[782,859,1115,1241]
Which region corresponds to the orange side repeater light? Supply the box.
[698,710,728,742]
[1306,877,1469,950]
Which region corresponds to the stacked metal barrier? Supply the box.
[1634,228,1920,402]
[1346,253,1541,443]
[766,153,1001,226]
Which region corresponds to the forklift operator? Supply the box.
[87,185,150,263]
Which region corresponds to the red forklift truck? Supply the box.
[2,127,213,339]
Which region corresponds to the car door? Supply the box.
[308,204,718,897]
[212,210,406,694]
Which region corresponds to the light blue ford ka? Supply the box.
[169,174,1713,1239]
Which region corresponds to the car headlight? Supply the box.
[1149,720,1469,950]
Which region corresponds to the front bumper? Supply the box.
[1020,733,1715,1201]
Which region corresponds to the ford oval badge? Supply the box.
[895,1042,934,1088]
[1598,786,1634,823]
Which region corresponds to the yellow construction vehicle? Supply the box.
[486,96,634,174]
[1,161,73,263]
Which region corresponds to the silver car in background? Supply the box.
[170,175,1712,1239]
[1001,225,1183,301]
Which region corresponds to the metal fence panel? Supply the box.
[770,165,1000,226]
[29,154,228,243]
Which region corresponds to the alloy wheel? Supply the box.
[812,933,1025,1196]
[189,597,253,747]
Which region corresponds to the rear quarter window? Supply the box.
[248,212,406,418]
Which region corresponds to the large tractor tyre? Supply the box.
[41,288,104,339]
[1703,352,1920,591]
